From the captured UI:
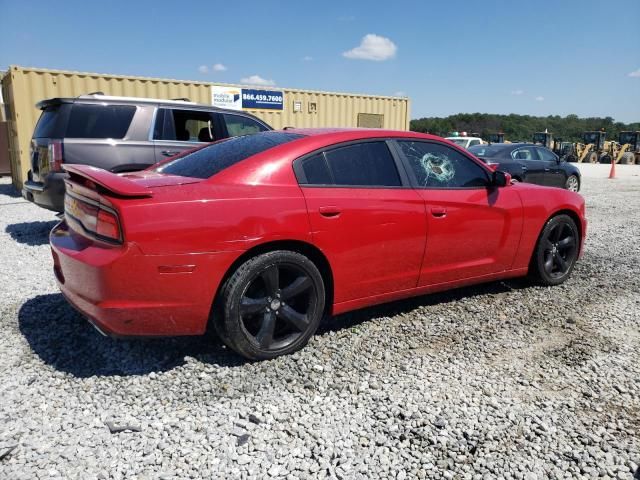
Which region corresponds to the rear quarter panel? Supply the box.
[112,182,312,256]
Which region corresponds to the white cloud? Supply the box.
[240,75,276,86]
[511,89,524,95]
[343,34,397,61]
[198,65,209,74]
[535,96,545,101]
[302,56,313,62]
[213,63,227,72]
[628,68,640,77]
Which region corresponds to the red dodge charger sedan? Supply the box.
[50,129,586,359]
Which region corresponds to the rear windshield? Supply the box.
[33,106,63,138]
[155,131,304,179]
[468,144,507,157]
[33,103,136,139]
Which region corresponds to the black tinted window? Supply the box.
[224,114,269,137]
[155,132,303,179]
[300,153,332,184]
[65,104,136,139]
[34,106,64,138]
[323,142,401,187]
[398,141,488,188]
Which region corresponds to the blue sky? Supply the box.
[1,0,639,122]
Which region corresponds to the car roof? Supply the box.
[280,127,439,141]
[445,136,482,141]
[36,93,246,113]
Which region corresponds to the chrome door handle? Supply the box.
[161,150,180,157]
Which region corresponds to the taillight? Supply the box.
[49,140,64,172]
[96,208,121,241]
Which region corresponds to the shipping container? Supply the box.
[0,66,410,189]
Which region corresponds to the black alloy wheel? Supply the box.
[217,250,325,360]
[529,214,580,286]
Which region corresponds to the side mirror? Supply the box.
[492,170,511,187]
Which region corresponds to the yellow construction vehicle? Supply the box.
[615,131,639,164]
[533,131,554,149]
[579,130,607,163]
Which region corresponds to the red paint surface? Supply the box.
[50,129,587,336]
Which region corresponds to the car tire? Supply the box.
[528,214,580,286]
[565,174,580,192]
[217,250,325,360]
[620,152,635,165]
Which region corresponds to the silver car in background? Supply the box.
[22,94,272,211]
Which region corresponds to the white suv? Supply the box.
[445,136,485,149]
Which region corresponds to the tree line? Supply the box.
[410,113,640,143]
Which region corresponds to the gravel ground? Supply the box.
[0,175,638,480]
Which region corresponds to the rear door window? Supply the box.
[296,141,402,187]
[154,108,220,142]
[223,114,269,137]
[65,104,136,139]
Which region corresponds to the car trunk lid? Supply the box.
[62,165,203,243]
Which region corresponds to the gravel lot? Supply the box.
[0,175,638,480]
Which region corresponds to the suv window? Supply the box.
[300,142,401,187]
[155,131,303,179]
[33,105,65,138]
[468,139,481,147]
[511,147,540,161]
[154,108,219,142]
[223,114,268,137]
[537,147,557,161]
[65,104,136,139]
[397,141,489,188]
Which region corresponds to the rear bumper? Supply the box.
[50,221,239,337]
[22,171,66,212]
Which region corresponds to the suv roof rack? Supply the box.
[73,94,198,105]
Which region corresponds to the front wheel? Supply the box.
[217,250,325,360]
[565,174,580,192]
[528,214,580,286]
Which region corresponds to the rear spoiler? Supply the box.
[63,165,152,198]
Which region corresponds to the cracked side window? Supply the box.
[397,141,489,188]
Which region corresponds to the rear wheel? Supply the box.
[585,152,598,164]
[565,175,580,192]
[528,214,580,286]
[620,152,635,165]
[217,250,325,360]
